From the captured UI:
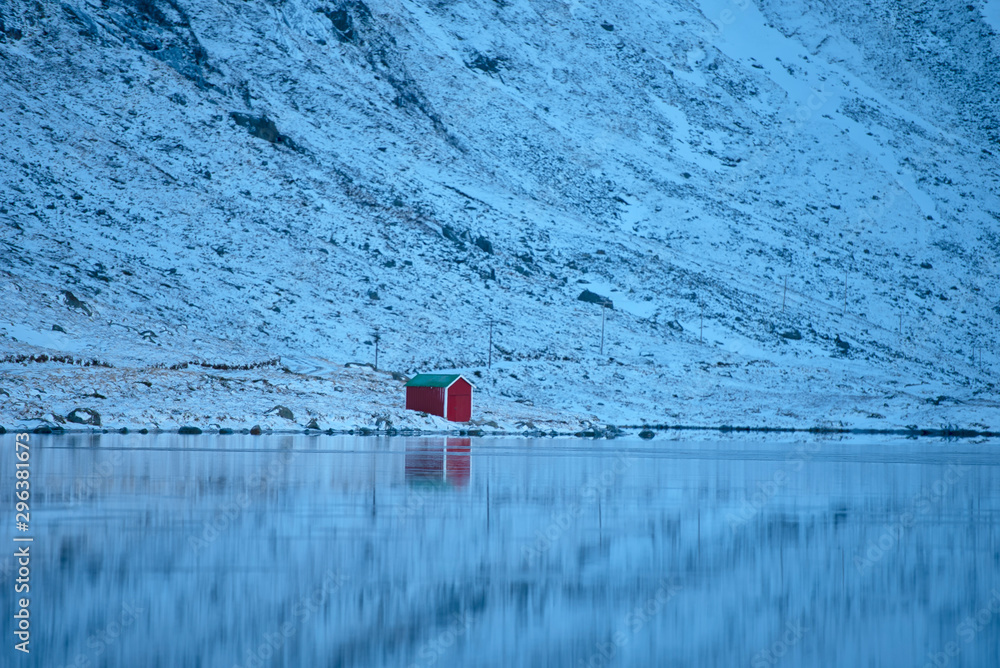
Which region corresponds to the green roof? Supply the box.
[405,373,463,388]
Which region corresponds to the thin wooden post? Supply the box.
[600,303,606,354]
[488,318,493,370]
[700,306,704,343]
[843,269,848,315]
[782,276,787,312]
[373,328,380,371]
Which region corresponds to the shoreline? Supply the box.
[4,423,996,439]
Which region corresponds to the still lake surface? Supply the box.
[1,433,999,667]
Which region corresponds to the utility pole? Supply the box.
[600,302,607,354]
[782,276,788,312]
[488,318,493,370]
[700,306,704,343]
[373,327,381,371]
[842,269,848,316]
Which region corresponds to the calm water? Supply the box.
[1,434,999,667]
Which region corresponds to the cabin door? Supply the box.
[446,387,471,422]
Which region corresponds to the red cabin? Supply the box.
[404,373,474,422]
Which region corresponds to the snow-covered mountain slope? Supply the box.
[1,0,998,431]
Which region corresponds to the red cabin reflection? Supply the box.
[404,437,471,487]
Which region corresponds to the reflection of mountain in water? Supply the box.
[405,437,471,488]
[3,434,998,667]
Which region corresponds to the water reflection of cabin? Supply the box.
[404,373,474,422]
[405,438,470,487]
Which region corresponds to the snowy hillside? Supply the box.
[1,0,998,432]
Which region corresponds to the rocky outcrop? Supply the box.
[229,113,299,151]
[66,408,101,426]
[577,290,614,309]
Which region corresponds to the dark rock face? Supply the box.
[0,17,23,41]
[781,329,802,340]
[322,8,357,43]
[577,289,614,309]
[62,4,101,39]
[229,113,299,150]
[835,335,850,351]
[178,425,202,434]
[87,263,112,283]
[67,408,102,426]
[250,425,263,435]
[57,1,214,86]
[61,290,93,316]
[466,52,504,75]
[318,1,447,134]
[272,405,294,420]
[475,236,494,254]
[305,418,320,430]
[318,2,374,44]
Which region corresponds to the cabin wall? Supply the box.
[405,386,446,418]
